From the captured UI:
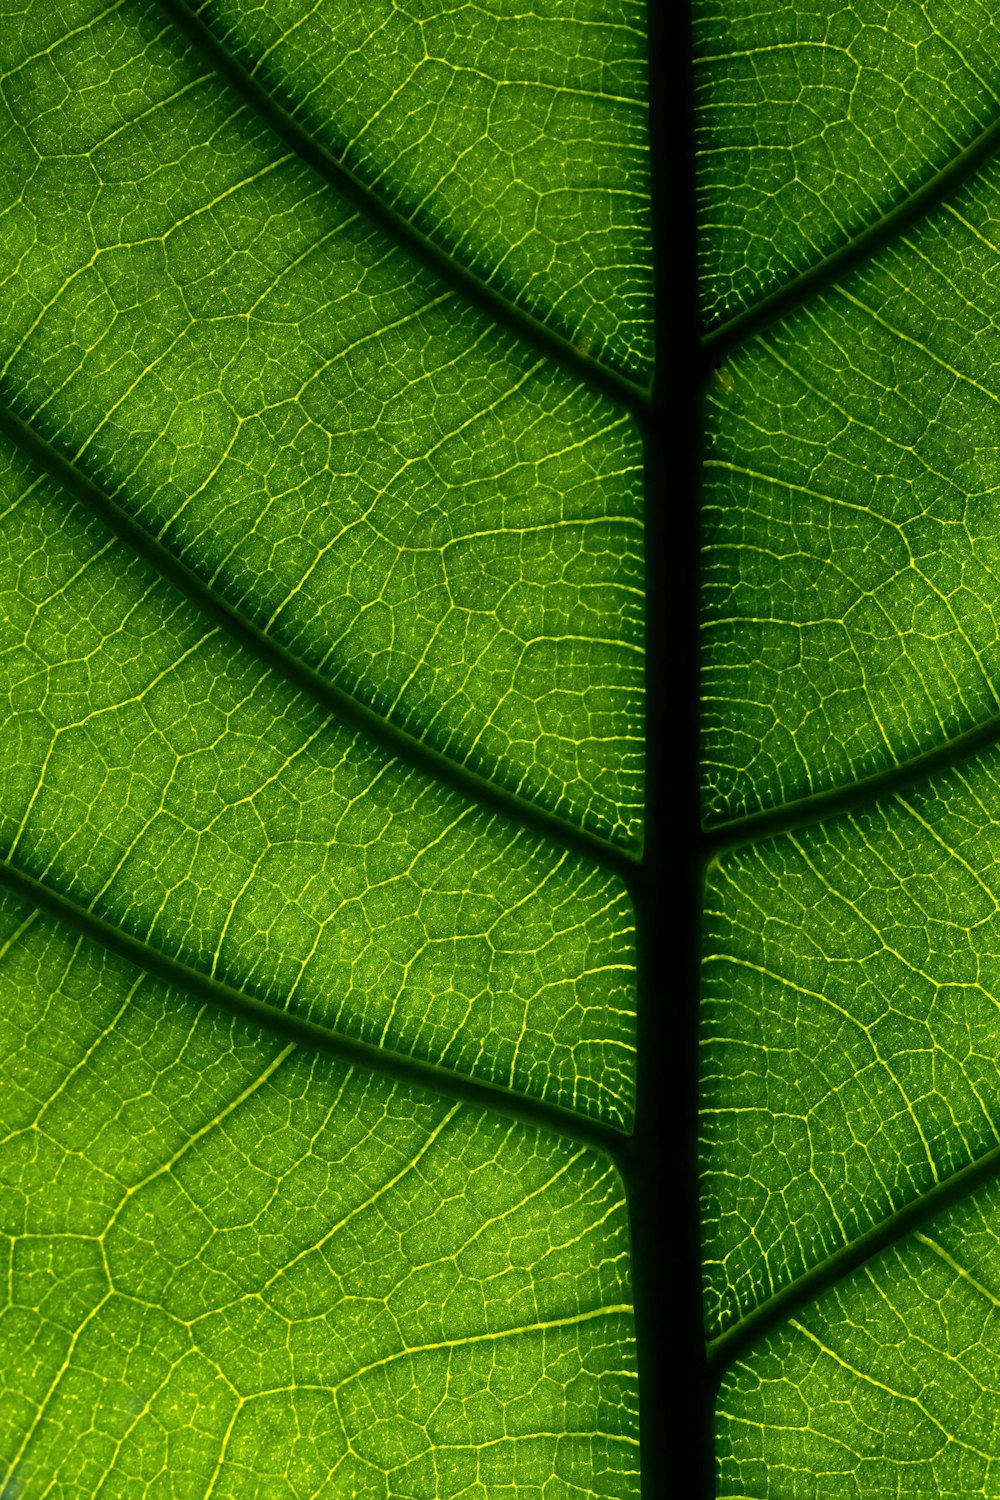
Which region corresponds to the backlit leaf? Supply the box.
[0,0,650,1493]
[698,3,1000,1494]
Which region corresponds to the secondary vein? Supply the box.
[0,400,639,883]
[153,0,653,422]
[703,710,1000,855]
[702,109,1000,363]
[0,858,629,1162]
[706,1135,1000,1382]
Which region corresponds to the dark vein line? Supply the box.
[703,710,1000,854]
[622,3,698,1496]
[153,0,653,422]
[0,402,638,881]
[702,110,1000,363]
[0,859,628,1161]
[706,1135,1000,1381]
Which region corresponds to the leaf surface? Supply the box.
[694,0,1000,324]
[697,3,1000,1492]
[0,0,646,849]
[718,1181,1000,1497]
[180,0,652,376]
[0,891,637,1497]
[0,0,651,1492]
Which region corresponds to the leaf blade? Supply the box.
[0,891,638,1496]
[172,0,653,378]
[0,0,646,849]
[696,3,1000,1491]
[0,0,650,1490]
[0,436,636,1129]
[716,1184,1000,1498]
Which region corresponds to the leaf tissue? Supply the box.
[0,0,653,1495]
[695,0,1000,1493]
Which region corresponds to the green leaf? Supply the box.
[717,1183,1000,1496]
[697,1,1000,1492]
[0,893,636,1495]
[0,0,651,1493]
